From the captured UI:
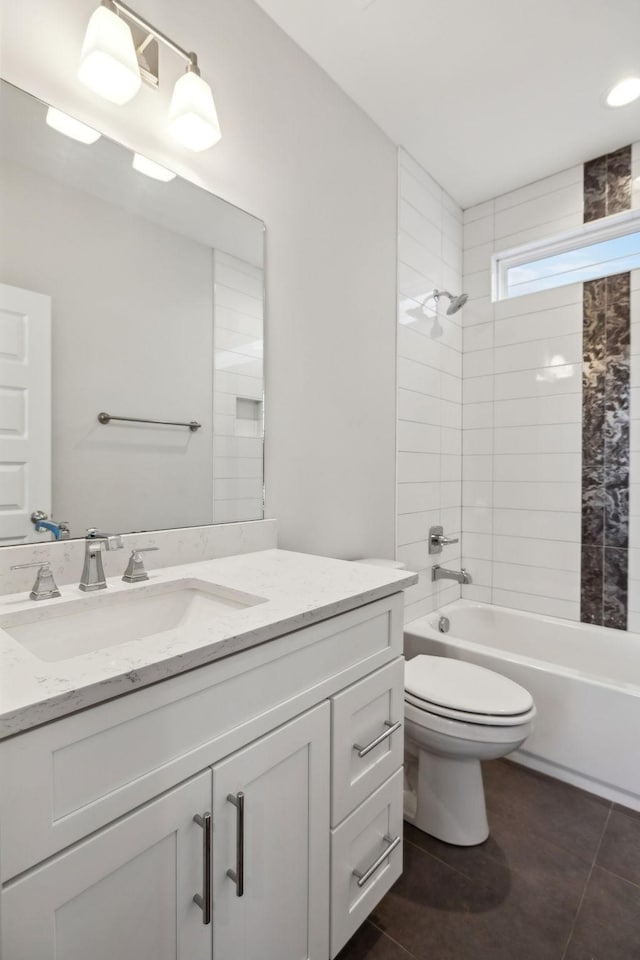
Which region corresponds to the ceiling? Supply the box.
[253,0,640,208]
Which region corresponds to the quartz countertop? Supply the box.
[0,549,417,738]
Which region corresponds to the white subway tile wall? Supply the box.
[461,163,586,619]
[397,150,463,622]
[460,147,640,624]
[213,251,264,523]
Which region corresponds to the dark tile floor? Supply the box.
[337,759,640,960]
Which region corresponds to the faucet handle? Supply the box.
[428,525,459,555]
[10,561,61,601]
[122,547,159,584]
[86,529,124,551]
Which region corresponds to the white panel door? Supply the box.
[0,283,51,544]
[212,703,330,960]
[1,770,213,960]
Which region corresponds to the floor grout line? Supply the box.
[403,835,477,883]
[367,917,422,959]
[560,803,613,960]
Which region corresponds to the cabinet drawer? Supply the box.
[331,658,404,825]
[1,594,403,881]
[330,768,403,958]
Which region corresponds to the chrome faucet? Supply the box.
[432,564,471,585]
[79,529,124,592]
[428,525,459,555]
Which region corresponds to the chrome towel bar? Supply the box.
[98,411,201,431]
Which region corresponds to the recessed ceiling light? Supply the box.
[46,107,101,144]
[606,77,640,108]
[132,153,176,181]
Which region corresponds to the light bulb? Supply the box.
[132,153,176,181]
[78,4,142,105]
[606,77,640,108]
[46,107,101,144]
[168,70,221,151]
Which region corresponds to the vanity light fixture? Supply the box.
[132,152,176,181]
[606,77,640,107]
[78,1,142,105]
[78,0,221,150]
[168,67,221,152]
[45,107,102,144]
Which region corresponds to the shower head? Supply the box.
[431,289,468,315]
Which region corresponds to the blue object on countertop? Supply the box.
[35,520,61,540]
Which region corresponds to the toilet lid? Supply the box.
[404,656,533,717]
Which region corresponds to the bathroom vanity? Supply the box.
[0,549,416,960]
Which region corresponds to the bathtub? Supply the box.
[404,599,640,812]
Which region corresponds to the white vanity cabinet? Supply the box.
[212,703,330,960]
[2,771,214,960]
[0,592,406,960]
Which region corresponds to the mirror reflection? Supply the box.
[0,81,265,546]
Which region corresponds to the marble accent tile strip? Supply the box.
[581,145,631,629]
[581,274,630,629]
[583,145,632,222]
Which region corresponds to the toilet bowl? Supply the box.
[404,655,535,846]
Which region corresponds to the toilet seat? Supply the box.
[405,691,536,727]
[405,655,535,727]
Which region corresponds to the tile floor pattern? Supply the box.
[337,760,640,960]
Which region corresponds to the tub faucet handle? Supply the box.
[429,525,459,555]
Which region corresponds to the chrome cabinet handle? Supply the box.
[193,813,212,924]
[353,720,402,758]
[352,833,401,888]
[226,792,245,897]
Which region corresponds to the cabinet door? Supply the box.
[2,770,212,960]
[212,703,330,960]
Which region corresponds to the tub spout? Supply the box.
[432,565,471,585]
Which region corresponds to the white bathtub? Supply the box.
[404,599,640,811]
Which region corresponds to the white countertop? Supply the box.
[0,549,417,738]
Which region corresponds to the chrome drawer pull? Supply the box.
[354,720,402,758]
[192,812,212,924]
[226,791,245,897]
[352,833,401,888]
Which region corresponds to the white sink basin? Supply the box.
[1,578,267,662]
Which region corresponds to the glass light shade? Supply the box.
[606,77,640,107]
[46,107,101,144]
[78,5,142,105]
[132,153,176,181]
[168,71,221,151]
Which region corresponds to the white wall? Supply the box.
[397,150,463,622]
[462,152,640,625]
[0,0,398,560]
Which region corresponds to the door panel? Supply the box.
[2,770,212,960]
[0,283,51,544]
[213,704,330,960]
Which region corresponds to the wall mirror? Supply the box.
[0,80,265,546]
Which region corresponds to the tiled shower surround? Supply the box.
[397,149,464,623]
[457,142,640,631]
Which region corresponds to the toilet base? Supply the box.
[406,748,489,846]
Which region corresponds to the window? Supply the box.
[492,208,640,301]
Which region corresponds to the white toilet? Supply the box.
[404,655,535,845]
[355,558,536,846]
